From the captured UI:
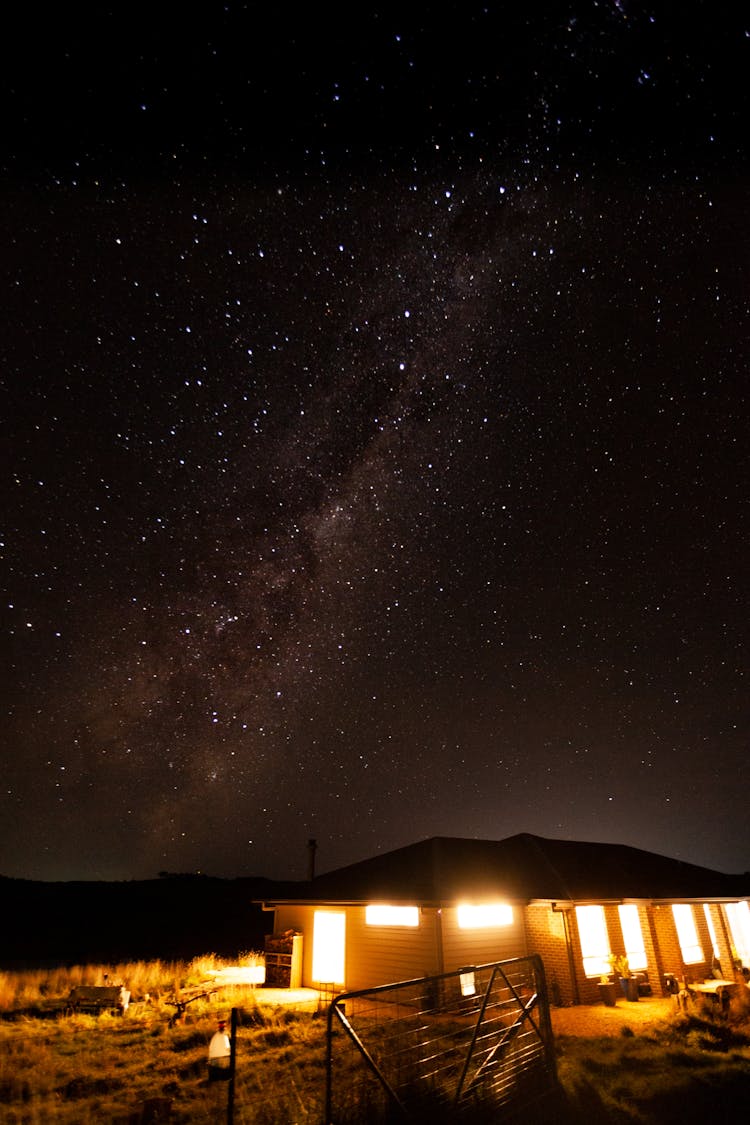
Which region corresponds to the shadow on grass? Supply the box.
[544,1024,750,1125]
[635,1069,750,1124]
[509,1068,750,1125]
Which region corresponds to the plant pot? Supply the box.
[619,977,639,1001]
[598,982,617,1007]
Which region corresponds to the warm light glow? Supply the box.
[576,905,611,977]
[312,911,346,984]
[726,901,750,968]
[618,904,647,971]
[365,904,419,927]
[547,909,565,937]
[456,903,513,929]
[672,905,703,964]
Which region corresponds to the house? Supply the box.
[260,833,750,1004]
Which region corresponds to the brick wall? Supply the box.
[638,905,661,989]
[524,904,578,1005]
[524,900,719,1005]
[706,903,736,979]
[651,903,711,984]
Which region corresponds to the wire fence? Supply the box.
[325,955,557,1123]
[2,959,555,1122]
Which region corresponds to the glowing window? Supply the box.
[312,911,345,984]
[575,905,611,977]
[457,903,513,929]
[618,904,647,971]
[703,905,720,961]
[365,905,419,927]
[672,905,703,964]
[726,901,750,968]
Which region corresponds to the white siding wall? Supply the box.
[272,902,527,991]
[274,903,440,990]
[441,906,527,971]
[345,906,440,991]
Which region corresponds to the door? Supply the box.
[312,910,346,985]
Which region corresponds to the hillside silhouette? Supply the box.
[0,873,281,966]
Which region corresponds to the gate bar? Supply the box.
[325,998,409,1123]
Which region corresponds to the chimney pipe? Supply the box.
[307,838,317,881]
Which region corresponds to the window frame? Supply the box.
[672,904,704,965]
[575,904,612,978]
[618,904,648,972]
[365,904,420,927]
[456,903,513,929]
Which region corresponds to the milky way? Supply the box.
[2,5,748,880]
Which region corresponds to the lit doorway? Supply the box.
[312,911,346,985]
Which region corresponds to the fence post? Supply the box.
[227,1006,237,1125]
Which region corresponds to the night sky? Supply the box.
[2,4,748,882]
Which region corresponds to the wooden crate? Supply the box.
[264,932,303,988]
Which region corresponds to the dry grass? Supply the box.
[3,961,750,1123]
[0,952,266,1016]
[0,953,328,1123]
[0,1004,327,1122]
[549,995,750,1125]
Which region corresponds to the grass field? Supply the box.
[2,959,750,1122]
[0,954,328,1123]
[553,1013,750,1124]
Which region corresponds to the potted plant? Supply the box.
[610,955,639,1001]
[597,974,617,1007]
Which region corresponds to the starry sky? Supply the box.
[2,4,748,882]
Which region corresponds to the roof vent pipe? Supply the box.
[307,838,317,881]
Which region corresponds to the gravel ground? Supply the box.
[551,996,674,1037]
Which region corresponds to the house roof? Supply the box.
[265,834,750,906]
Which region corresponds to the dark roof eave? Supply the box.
[257,898,369,907]
[257,896,532,908]
[652,896,749,906]
[259,892,750,908]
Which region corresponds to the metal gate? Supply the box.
[325,954,557,1123]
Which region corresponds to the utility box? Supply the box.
[264,931,303,988]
